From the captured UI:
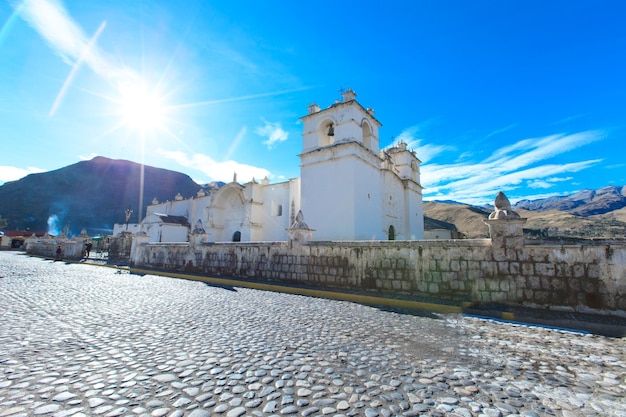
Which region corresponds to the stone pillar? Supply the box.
[483,191,526,251]
[484,218,527,250]
[286,210,315,247]
[190,220,209,245]
[130,232,150,265]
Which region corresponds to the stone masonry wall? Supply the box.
[131,238,626,312]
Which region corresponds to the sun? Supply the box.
[117,81,166,132]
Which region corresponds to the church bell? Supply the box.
[327,124,334,136]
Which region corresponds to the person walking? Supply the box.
[85,242,93,258]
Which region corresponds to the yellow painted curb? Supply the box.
[501,312,516,321]
[130,267,462,314]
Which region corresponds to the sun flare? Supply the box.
[117,81,166,132]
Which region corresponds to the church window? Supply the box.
[362,121,372,150]
[277,204,283,216]
[232,231,241,242]
[388,225,396,241]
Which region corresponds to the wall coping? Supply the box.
[140,239,494,249]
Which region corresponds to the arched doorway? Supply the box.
[210,184,246,242]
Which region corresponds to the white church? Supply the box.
[121,89,424,242]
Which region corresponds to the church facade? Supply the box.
[130,89,424,242]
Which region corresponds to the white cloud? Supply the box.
[527,180,554,189]
[388,125,454,163]
[0,165,45,184]
[13,0,120,78]
[158,150,270,184]
[420,130,605,205]
[483,123,519,140]
[254,119,288,149]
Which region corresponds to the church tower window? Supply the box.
[362,121,372,150]
[318,119,335,147]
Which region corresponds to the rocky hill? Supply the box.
[0,157,202,235]
[514,185,626,216]
[423,202,492,238]
[425,187,626,239]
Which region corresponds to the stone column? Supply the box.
[286,210,315,248]
[190,220,209,245]
[483,191,526,251]
[130,232,150,265]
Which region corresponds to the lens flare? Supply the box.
[117,81,166,132]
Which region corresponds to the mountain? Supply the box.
[423,202,492,238]
[516,208,626,238]
[514,185,626,216]
[0,156,202,235]
[424,186,626,239]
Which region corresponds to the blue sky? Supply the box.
[1,0,625,205]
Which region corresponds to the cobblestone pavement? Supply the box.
[0,251,624,417]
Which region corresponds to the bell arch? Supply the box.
[317,118,336,147]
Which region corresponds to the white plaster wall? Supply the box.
[301,150,383,241]
[140,214,165,242]
[113,223,140,235]
[301,154,355,240]
[301,113,329,152]
[407,182,424,240]
[353,158,384,240]
[381,170,405,239]
[289,178,301,225]
[189,195,213,230]
[424,230,453,239]
[161,224,189,242]
[260,181,292,241]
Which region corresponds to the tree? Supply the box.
[0,215,7,229]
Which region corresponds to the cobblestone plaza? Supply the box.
[0,252,624,417]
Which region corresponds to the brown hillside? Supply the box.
[518,209,626,238]
[423,202,490,239]
[595,206,626,223]
[424,202,626,239]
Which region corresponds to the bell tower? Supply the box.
[301,89,380,155]
[299,89,385,240]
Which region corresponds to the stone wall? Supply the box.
[130,236,626,312]
[23,192,626,314]
[26,238,82,259]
